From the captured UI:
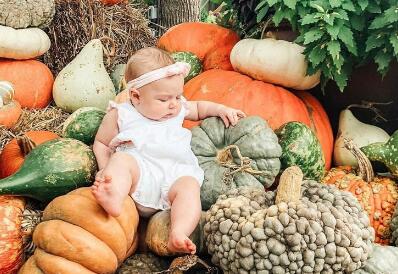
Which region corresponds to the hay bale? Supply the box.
[0,106,70,152]
[43,0,156,75]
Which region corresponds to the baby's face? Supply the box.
[133,74,185,121]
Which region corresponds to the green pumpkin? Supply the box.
[191,116,281,210]
[361,130,398,178]
[110,64,127,94]
[170,51,202,82]
[62,107,106,145]
[276,121,325,180]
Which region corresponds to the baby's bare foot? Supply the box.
[168,230,196,254]
[91,175,123,217]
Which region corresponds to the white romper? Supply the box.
[108,99,204,215]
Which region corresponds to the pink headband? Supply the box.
[126,62,191,90]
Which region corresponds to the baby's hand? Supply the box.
[218,106,246,127]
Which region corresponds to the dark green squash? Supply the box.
[0,138,97,203]
[361,130,398,178]
[191,116,281,210]
[276,121,325,180]
[170,51,202,82]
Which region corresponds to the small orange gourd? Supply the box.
[323,139,398,244]
[0,81,21,128]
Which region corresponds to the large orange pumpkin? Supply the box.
[0,196,25,274]
[183,69,333,169]
[323,139,398,245]
[158,22,240,71]
[0,131,59,178]
[0,59,54,109]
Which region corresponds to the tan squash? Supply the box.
[0,26,50,59]
[18,187,139,274]
[230,38,320,90]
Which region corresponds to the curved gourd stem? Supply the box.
[343,138,374,182]
[275,166,303,204]
[16,135,36,156]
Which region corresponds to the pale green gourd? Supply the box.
[334,109,389,167]
[53,39,116,113]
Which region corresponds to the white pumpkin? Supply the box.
[334,109,390,167]
[230,38,320,90]
[53,39,116,113]
[0,26,50,59]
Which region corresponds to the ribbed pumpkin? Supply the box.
[0,59,53,108]
[0,80,21,128]
[18,187,139,274]
[0,131,59,179]
[158,22,240,71]
[183,69,333,169]
[0,196,25,274]
[323,139,398,245]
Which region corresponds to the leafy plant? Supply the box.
[251,0,397,91]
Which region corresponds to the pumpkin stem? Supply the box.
[275,166,303,204]
[347,101,392,123]
[343,138,374,182]
[21,208,43,256]
[16,135,36,156]
[167,254,217,274]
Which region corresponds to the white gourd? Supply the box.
[53,39,116,113]
[0,26,50,59]
[353,244,398,274]
[334,109,390,167]
[230,38,320,90]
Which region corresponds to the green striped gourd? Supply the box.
[170,51,202,82]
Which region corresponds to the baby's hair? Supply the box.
[125,47,175,82]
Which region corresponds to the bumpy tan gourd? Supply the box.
[204,167,374,273]
[0,0,55,29]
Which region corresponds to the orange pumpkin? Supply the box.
[18,187,139,274]
[0,196,25,274]
[158,22,240,71]
[183,69,334,169]
[0,131,59,179]
[323,139,398,244]
[0,80,21,128]
[0,59,54,109]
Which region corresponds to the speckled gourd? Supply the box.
[0,0,55,29]
[204,166,374,273]
[191,116,282,210]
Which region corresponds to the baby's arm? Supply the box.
[185,101,246,127]
[93,109,119,170]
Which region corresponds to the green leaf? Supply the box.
[272,8,292,25]
[332,69,348,91]
[366,33,385,52]
[390,34,398,55]
[324,14,335,25]
[333,9,349,20]
[283,0,297,9]
[337,25,354,48]
[256,6,269,22]
[342,0,355,11]
[357,0,368,11]
[330,0,341,8]
[327,40,341,60]
[350,14,365,31]
[267,0,278,7]
[304,29,325,44]
[255,0,268,11]
[385,6,398,24]
[366,1,382,13]
[374,50,393,76]
[326,24,340,39]
[310,3,325,13]
[369,15,389,29]
[307,45,327,66]
[301,14,320,25]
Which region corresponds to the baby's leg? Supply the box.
[92,152,140,217]
[167,176,201,254]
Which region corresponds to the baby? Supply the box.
[91,47,245,254]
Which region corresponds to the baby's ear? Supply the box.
[130,88,140,104]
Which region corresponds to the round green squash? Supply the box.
[62,107,106,145]
[170,51,202,82]
[191,116,282,210]
[276,121,325,180]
